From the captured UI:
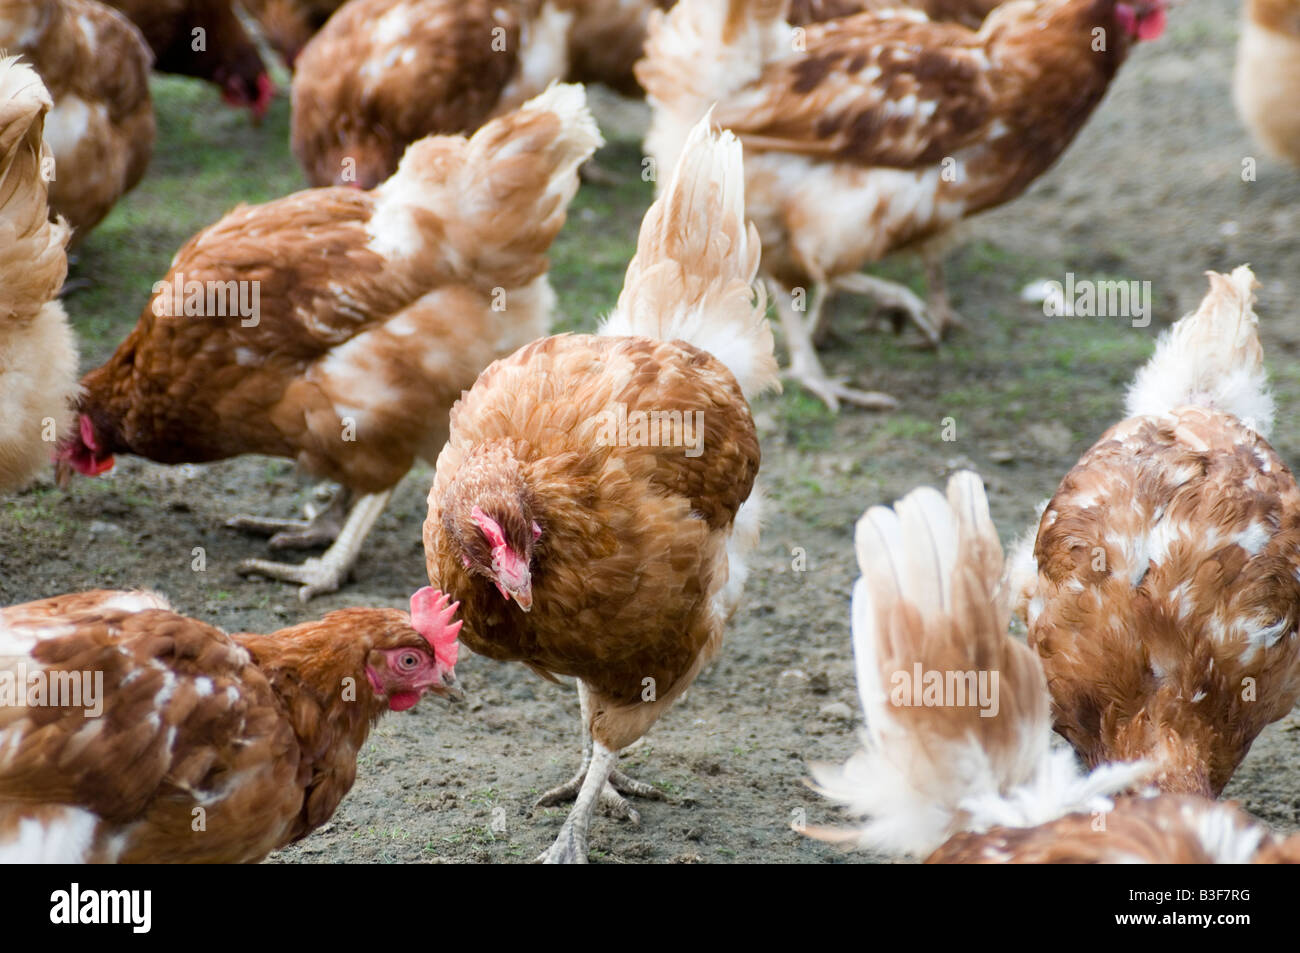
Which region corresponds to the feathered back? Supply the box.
[368,82,603,291]
[1125,266,1274,437]
[637,0,793,176]
[599,116,778,401]
[0,56,69,326]
[810,472,1147,856]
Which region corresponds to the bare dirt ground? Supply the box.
[4,0,1299,863]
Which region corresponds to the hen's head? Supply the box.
[366,588,463,711]
[54,413,115,485]
[215,64,275,123]
[439,445,542,612]
[1115,0,1168,41]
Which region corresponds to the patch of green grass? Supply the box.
[775,389,835,451]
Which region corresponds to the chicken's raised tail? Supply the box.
[1125,266,1274,436]
[370,83,602,288]
[0,56,71,323]
[600,116,779,401]
[807,472,1148,858]
[0,55,79,493]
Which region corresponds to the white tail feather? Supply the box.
[810,472,1149,857]
[1125,266,1274,437]
[599,116,778,400]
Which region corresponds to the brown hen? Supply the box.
[1012,267,1300,799]
[637,0,1169,410]
[56,85,600,600]
[0,587,461,863]
[423,116,779,862]
[808,472,1300,864]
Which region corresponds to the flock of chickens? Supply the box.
[0,0,1298,865]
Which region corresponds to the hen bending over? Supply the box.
[637,0,1169,410]
[0,587,461,863]
[1010,267,1300,799]
[423,116,779,863]
[808,471,1300,863]
[56,85,600,600]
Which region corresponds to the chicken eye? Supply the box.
[397,652,421,671]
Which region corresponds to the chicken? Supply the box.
[0,0,155,245]
[1234,0,1300,166]
[55,84,601,600]
[788,0,1000,28]
[637,0,1169,410]
[422,116,779,863]
[0,586,462,863]
[290,0,681,189]
[242,0,347,69]
[808,471,1300,864]
[290,0,553,189]
[1011,267,1300,799]
[103,0,274,121]
[0,57,79,492]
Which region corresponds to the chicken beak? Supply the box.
[431,668,464,703]
[507,582,532,613]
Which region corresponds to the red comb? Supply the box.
[410,587,461,669]
[470,506,507,549]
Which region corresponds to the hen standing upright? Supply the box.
[1010,267,1300,799]
[637,0,1169,410]
[423,116,779,863]
[0,56,79,492]
[809,471,1300,864]
[0,587,462,863]
[56,85,601,600]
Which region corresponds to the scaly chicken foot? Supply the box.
[226,486,352,550]
[535,741,623,864]
[532,681,664,820]
[775,284,898,413]
[833,271,943,347]
[236,490,392,600]
[534,766,664,822]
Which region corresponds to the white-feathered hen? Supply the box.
[810,471,1300,864]
[0,55,79,492]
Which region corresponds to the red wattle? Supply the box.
[388,691,420,712]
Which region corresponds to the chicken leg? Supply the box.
[832,271,943,346]
[774,282,898,413]
[226,486,352,550]
[534,682,663,862]
[236,489,392,600]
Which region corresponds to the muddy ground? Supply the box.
[4,0,1299,863]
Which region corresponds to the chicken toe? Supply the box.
[236,490,391,600]
[226,487,351,550]
[834,271,942,346]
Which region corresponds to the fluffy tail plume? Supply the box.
[809,472,1147,857]
[1125,266,1274,437]
[0,55,78,491]
[0,56,69,324]
[371,82,602,290]
[599,116,778,400]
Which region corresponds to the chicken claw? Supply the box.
[237,555,348,602]
[534,766,664,822]
[235,490,391,601]
[784,369,899,414]
[226,487,350,550]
